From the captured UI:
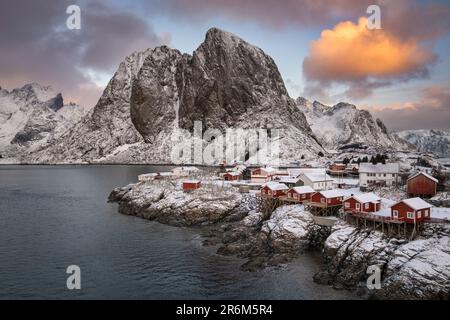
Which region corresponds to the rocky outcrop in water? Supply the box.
[315,222,450,299]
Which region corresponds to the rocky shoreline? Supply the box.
[109,181,450,300]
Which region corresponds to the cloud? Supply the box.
[304,17,436,81]
[370,85,450,131]
[0,0,169,108]
[147,0,374,28]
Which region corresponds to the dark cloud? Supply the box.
[372,86,450,131]
[144,0,374,28]
[0,0,169,107]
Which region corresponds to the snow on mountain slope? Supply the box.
[396,129,450,157]
[0,83,86,159]
[296,97,411,152]
[26,28,324,164]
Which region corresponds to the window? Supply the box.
[327,199,331,204]
[425,210,429,217]
[302,194,306,199]
[407,212,414,219]
[345,202,350,208]
[418,211,422,219]
[288,193,292,198]
[393,210,398,219]
[321,198,326,204]
[365,203,369,209]
[356,203,360,210]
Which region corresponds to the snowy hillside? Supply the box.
[396,130,450,158]
[296,98,411,152]
[0,83,87,159]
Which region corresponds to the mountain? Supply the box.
[25,50,153,164]
[296,97,411,152]
[395,129,450,158]
[0,83,86,159]
[27,28,324,164]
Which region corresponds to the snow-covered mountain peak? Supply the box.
[297,97,411,152]
[396,129,450,157]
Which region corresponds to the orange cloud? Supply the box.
[303,17,436,83]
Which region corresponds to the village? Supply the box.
[137,160,450,239]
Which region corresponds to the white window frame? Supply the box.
[345,202,350,208]
[356,203,361,211]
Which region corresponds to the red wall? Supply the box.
[224,173,239,181]
[391,202,431,224]
[344,198,380,213]
[287,190,312,201]
[311,193,343,206]
[261,187,286,197]
[407,175,437,197]
[183,182,201,190]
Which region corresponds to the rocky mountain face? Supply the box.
[296,98,411,152]
[24,50,153,164]
[24,28,323,164]
[0,83,86,159]
[396,129,450,158]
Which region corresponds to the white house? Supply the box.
[298,172,333,191]
[359,163,400,188]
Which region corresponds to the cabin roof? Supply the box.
[407,172,439,183]
[291,186,315,194]
[318,189,345,198]
[263,183,289,191]
[359,163,399,174]
[396,198,433,210]
[348,193,381,204]
[183,180,201,184]
[302,172,333,183]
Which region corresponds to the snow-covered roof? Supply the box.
[407,172,439,183]
[278,176,301,183]
[318,189,346,198]
[398,198,433,210]
[301,172,333,183]
[139,173,157,177]
[291,186,315,194]
[183,180,201,184]
[359,163,399,174]
[224,172,240,176]
[264,183,289,191]
[348,193,381,204]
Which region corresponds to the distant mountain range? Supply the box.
[1,28,417,164]
[395,130,450,158]
[296,98,411,152]
[0,83,86,159]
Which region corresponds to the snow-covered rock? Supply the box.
[109,180,244,226]
[261,205,315,253]
[0,83,87,159]
[315,222,450,299]
[396,129,450,158]
[297,98,411,152]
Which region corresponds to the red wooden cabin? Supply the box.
[344,193,381,213]
[407,172,438,198]
[390,198,432,224]
[183,180,201,191]
[260,183,289,198]
[223,172,240,181]
[286,186,315,202]
[310,190,345,207]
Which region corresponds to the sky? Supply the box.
[0,0,449,132]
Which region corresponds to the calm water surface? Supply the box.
[0,165,357,299]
